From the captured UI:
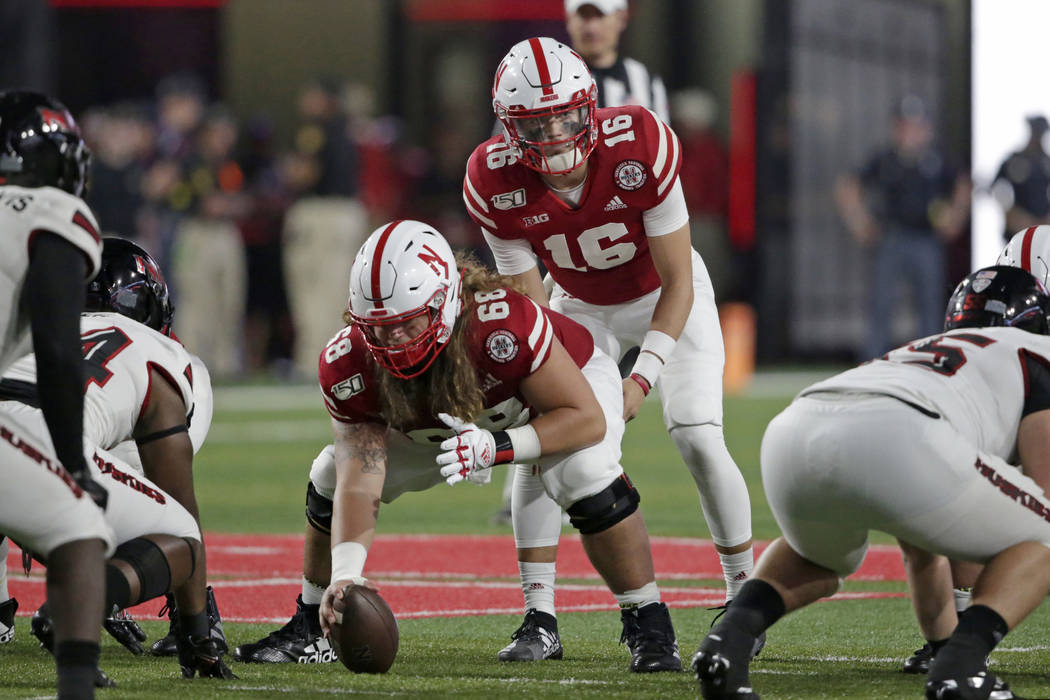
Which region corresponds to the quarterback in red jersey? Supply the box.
[463,36,756,662]
[312,219,680,673]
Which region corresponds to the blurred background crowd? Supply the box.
[1,0,1046,384]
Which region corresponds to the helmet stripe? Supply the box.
[528,37,556,96]
[1022,225,1038,272]
[370,219,403,308]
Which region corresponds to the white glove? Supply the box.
[436,413,496,486]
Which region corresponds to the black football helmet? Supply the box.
[0,90,91,198]
[85,237,174,334]
[944,265,1050,335]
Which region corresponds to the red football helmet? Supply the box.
[492,37,598,175]
[347,220,462,379]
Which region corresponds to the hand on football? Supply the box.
[435,413,496,486]
[320,577,374,637]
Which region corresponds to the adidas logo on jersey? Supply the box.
[604,196,628,211]
[296,636,336,664]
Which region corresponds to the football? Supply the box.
[330,584,399,673]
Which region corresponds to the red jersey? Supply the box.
[463,105,682,305]
[318,286,594,443]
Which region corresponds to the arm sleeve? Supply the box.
[25,232,90,476]
[642,178,690,237]
[482,229,538,275]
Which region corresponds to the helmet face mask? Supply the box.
[492,37,598,175]
[85,237,174,334]
[0,90,91,197]
[347,220,461,380]
[944,265,1050,336]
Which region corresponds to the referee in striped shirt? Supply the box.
[565,0,669,122]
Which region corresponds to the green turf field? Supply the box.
[5,372,1050,699]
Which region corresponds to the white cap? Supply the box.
[566,0,627,15]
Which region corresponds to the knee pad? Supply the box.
[566,474,640,535]
[305,481,333,534]
[308,444,337,496]
[110,537,172,606]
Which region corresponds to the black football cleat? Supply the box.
[150,587,227,657]
[709,604,766,659]
[233,594,336,663]
[30,603,54,653]
[498,609,563,661]
[177,634,236,679]
[0,598,17,644]
[925,671,1019,700]
[693,617,762,699]
[620,602,682,672]
[905,642,935,674]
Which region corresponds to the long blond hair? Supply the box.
[346,252,522,430]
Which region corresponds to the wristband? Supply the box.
[631,330,677,387]
[330,541,368,583]
[629,373,651,396]
[491,424,542,464]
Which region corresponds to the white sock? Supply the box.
[615,581,660,610]
[0,538,8,601]
[519,561,556,617]
[301,576,326,606]
[953,587,972,613]
[720,548,754,601]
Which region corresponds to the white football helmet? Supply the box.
[997,225,1050,287]
[492,36,598,175]
[347,220,462,379]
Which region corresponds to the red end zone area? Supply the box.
[7,534,907,622]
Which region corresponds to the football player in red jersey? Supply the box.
[313,219,680,672]
[463,37,756,661]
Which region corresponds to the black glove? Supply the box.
[70,468,109,511]
[104,605,147,655]
[177,634,237,679]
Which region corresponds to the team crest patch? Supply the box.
[613,160,647,191]
[485,330,519,363]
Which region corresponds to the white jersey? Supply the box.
[800,326,1050,461]
[3,312,195,449]
[0,185,101,373]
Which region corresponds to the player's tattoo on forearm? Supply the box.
[358,445,385,475]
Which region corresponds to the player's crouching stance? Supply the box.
[1,238,232,681]
[693,266,1050,700]
[301,220,679,672]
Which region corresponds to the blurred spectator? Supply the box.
[835,95,971,361]
[414,113,484,258]
[238,114,294,374]
[672,88,731,298]
[282,77,368,380]
[171,105,249,379]
[565,0,668,121]
[85,101,154,239]
[992,114,1050,239]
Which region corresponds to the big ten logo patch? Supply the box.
[485,330,519,363]
[331,373,365,400]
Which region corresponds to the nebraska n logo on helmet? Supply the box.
[492,36,599,175]
[347,220,463,379]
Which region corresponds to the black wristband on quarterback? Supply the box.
[492,431,514,464]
